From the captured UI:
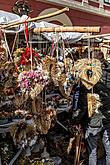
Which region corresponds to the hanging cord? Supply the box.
[87,30,94,94]
[60,26,67,72]
[29,32,33,71]
[3,29,13,61]
[0,27,9,58]
[61,29,75,77]
[24,16,33,70]
[24,17,29,47]
[17,30,19,49]
[55,29,59,62]
[51,34,55,57]
[87,33,91,60]
[60,27,65,59]
[91,38,95,94]
[11,32,18,55]
[45,34,48,56]
[91,38,95,59]
[0,26,3,40]
[28,29,33,71]
[0,26,5,48]
[24,17,29,48]
[62,31,74,61]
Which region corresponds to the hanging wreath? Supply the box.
[18,70,48,99]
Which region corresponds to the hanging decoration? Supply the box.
[0,61,18,95]
[13,47,41,72]
[87,93,102,117]
[34,98,56,134]
[74,58,102,90]
[42,51,74,98]
[0,46,7,66]
[18,70,48,99]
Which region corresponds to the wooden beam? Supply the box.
[103,40,110,43]
[33,26,100,33]
[100,44,110,49]
[2,7,69,29]
[84,33,110,39]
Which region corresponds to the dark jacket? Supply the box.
[73,60,110,127]
[78,82,110,127]
[92,82,110,126]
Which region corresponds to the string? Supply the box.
[91,38,95,94]
[62,30,74,63]
[87,29,93,95]
[24,16,33,70]
[61,28,75,76]
[11,32,18,55]
[60,27,65,58]
[87,33,90,60]
[55,28,59,62]
[29,31,33,71]
[51,34,55,57]
[3,30,13,61]
[60,26,66,72]
[24,17,29,48]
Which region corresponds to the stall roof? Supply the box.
[0,10,103,44]
[0,10,34,33]
[0,10,20,24]
[34,21,84,43]
[0,10,84,43]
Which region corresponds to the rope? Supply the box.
[24,17,29,48]
[29,31,33,71]
[91,38,95,94]
[62,31,74,61]
[55,29,59,62]
[87,35,91,60]
[11,32,18,55]
[3,30,13,61]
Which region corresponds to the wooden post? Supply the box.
[33,26,101,33]
[2,7,69,29]
[74,132,82,165]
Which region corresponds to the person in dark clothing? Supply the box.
[85,52,110,165]
[84,82,110,165]
[73,51,110,165]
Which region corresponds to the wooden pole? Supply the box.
[84,33,110,39]
[2,7,69,29]
[33,26,100,33]
[100,44,110,49]
[103,40,110,43]
[74,132,81,165]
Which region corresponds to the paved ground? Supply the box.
[97,158,106,165]
[84,158,106,165]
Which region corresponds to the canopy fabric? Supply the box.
[34,21,84,43]
[0,10,35,33]
[0,10,84,43]
[0,10,20,24]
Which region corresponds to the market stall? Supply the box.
[0,8,104,165]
